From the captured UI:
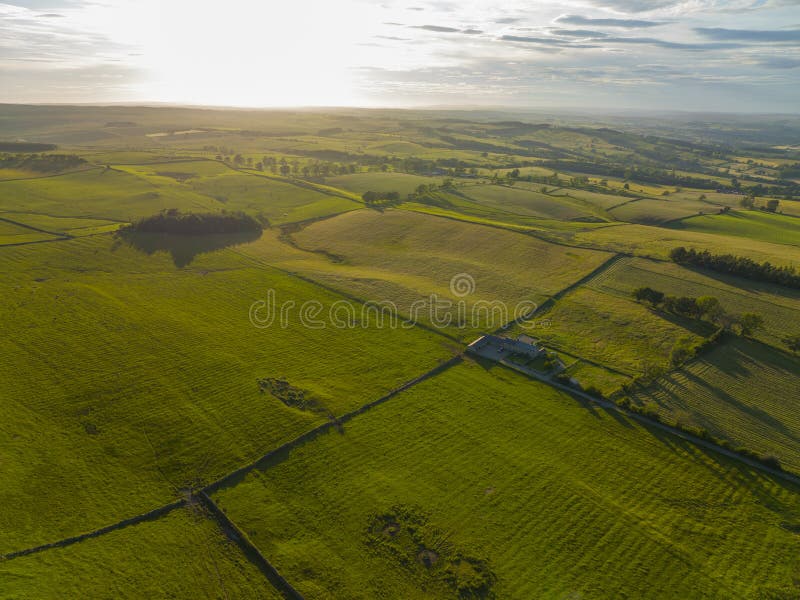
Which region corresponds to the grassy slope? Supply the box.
[669,210,800,247]
[572,222,800,266]
[0,168,221,221]
[325,172,442,196]
[630,337,800,473]
[511,286,712,381]
[609,197,714,225]
[459,184,601,221]
[0,507,281,599]
[286,209,611,338]
[588,255,800,350]
[0,234,456,553]
[0,219,59,245]
[212,361,800,599]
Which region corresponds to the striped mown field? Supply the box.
[212,361,800,599]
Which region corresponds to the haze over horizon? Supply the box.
[2,0,800,113]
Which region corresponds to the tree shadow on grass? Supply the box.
[115,228,263,267]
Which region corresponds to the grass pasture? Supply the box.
[286,209,612,337]
[0,233,456,553]
[212,361,800,599]
[459,184,603,221]
[0,507,282,599]
[0,168,221,221]
[669,210,800,247]
[588,255,800,350]
[2,213,123,236]
[0,218,60,245]
[572,222,800,266]
[511,286,711,381]
[325,172,442,197]
[608,197,716,225]
[629,337,800,474]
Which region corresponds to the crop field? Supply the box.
[0,507,282,599]
[0,233,457,553]
[511,286,712,382]
[285,209,613,337]
[629,337,800,474]
[211,361,800,599]
[670,210,800,246]
[588,256,800,350]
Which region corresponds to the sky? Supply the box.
[1,0,799,112]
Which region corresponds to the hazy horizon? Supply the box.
[2,0,800,112]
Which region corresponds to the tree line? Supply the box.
[670,247,800,289]
[126,209,261,235]
[0,153,86,172]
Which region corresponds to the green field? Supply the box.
[0,218,60,245]
[325,172,442,196]
[3,105,800,597]
[670,210,800,246]
[511,286,712,384]
[459,184,603,221]
[285,209,612,337]
[630,337,800,474]
[0,234,457,553]
[212,362,800,599]
[0,507,281,599]
[588,255,800,350]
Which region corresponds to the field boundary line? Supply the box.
[0,500,186,561]
[195,492,304,599]
[203,355,463,494]
[1,356,462,563]
[0,214,70,238]
[492,252,626,334]
[0,166,101,184]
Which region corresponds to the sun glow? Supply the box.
[79,0,390,106]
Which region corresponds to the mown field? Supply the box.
[2,105,799,597]
[284,209,613,338]
[0,233,457,553]
[629,337,800,474]
[669,210,800,247]
[212,361,800,599]
[588,255,800,350]
[0,506,282,599]
[510,285,713,386]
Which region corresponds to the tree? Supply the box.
[670,338,696,367]
[696,296,723,322]
[740,196,755,209]
[633,287,664,306]
[279,164,291,176]
[765,199,780,212]
[736,313,764,336]
[783,335,800,354]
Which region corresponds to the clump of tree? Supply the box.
[126,209,262,235]
[784,335,800,354]
[0,153,86,172]
[633,286,763,337]
[670,247,800,289]
[362,190,401,207]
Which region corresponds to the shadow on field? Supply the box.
[116,229,262,267]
